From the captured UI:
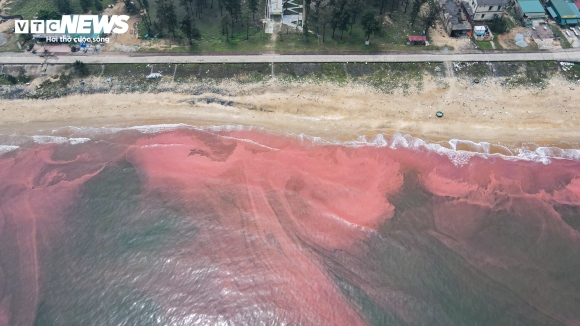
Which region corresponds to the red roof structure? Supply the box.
[408,35,427,41]
[576,0,580,10]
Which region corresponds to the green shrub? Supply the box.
[5,74,18,84]
[72,60,90,77]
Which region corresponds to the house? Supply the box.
[547,0,580,25]
[266,0,283,19]
[464,0,510,21]
[515,0,548,25]
[440,0,473,36]
[407,35,428,45]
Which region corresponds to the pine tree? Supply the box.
[410,0,426,26]
[361,11,380,41]
[221,14,231,43]
[346,0,361,35]
[165,1,178,37]
[248,0,258,20]
[80,0,92,13]
[180,16,200,44]
[420,0,440,35]
[242,7,251,40]
[55,0,73,14]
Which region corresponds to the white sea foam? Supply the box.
[6,124,580,166]
[0,145,19,155]
[32,136,91,145]
[218,135,279,151]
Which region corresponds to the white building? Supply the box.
[265,0,304,32]
[464,0,509,21]
[266,0,283,19]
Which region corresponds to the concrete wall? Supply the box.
[0,64,67,77]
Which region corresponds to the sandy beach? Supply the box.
[1,74,579,146]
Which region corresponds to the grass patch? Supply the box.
[501,61,558,88]
[8,0,58,19]
[173,63,270,83]
[474,40,494,50]
[275,62,437,93]
[0,34,23,53]
[454,62,493,78]
[550,25,572,49]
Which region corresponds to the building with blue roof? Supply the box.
[515,0,548,25]
[547,0,580,26]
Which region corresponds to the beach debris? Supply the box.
[560,62,574,72]
[434,66,441,72]
[436,111,444,118]
[473,79,480,83]
[146,73,162,79]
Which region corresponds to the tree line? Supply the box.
[48,0,442,46]
[304,0,440,44]
[134,0,260,44]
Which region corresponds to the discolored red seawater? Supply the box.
[0,127,579,325]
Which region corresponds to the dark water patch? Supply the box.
[332,273,404,326]
[554,204,580,231]
[34,161,198,325]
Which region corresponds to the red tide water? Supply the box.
[1,127,580,325]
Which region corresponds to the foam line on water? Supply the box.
[6,124,580,166]
[32,136,91,145]
[0,145,19,155]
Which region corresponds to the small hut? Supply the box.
[407,35,428,45]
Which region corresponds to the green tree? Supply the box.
[180,0,195,18]
[155,0,178,37]
[18,32,33,44]
[410,0,426,26]
[337,11,350,39]
[420,0,440,35]
[242,7,251,40]
[94,0,103,11]
[360,11,380,41]
[165,2,178,37]
[221,14,231,43]
[37,9,61,20]
[248,0,258,20]
[5,75,18,85]
[403,0,410,13]
[80,0,92,12]
[125,0,139,14]
[346,0,362,35]
[378,0,388,14]
[180,16,200,44]
[490,16,509,34]
[72,60,90,77]
[55,0,72,13]
[318,4,332,41]
[136,0,153,34]
[224,0,241,37]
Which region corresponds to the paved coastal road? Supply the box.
[1,51,580,64]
